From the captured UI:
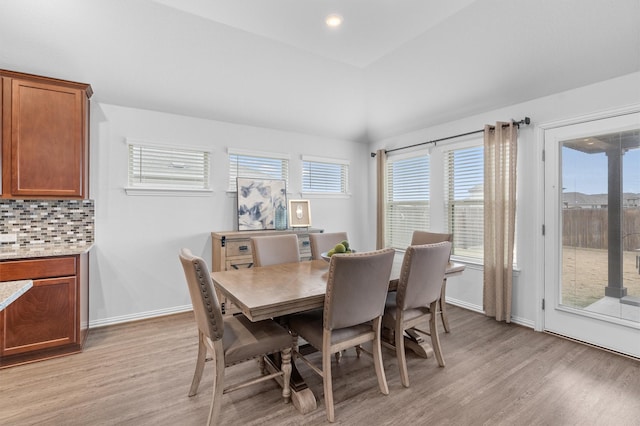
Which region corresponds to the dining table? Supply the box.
[211,252,464,414]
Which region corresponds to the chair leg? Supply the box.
[440,279,451,333]
[189,332,207,397]
[430,302,446,367]
[280,348,292,404]
[395,320,410,388]
[258,356,267,375]
[322,331,335,423]
[207,342,226,426]
[372,317,389,395]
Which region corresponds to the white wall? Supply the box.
[89,103,370,326]
[89,72,640,327]
[367,72,640,329]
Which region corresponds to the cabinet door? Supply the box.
[1,276,77,356]
[4,78,87,198]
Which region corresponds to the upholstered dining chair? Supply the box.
[251,234,300,267]
[309,231,349,260]
[383,242,451,388]
[288,248,395,423]
[410,231,454,332]
[179,249,293,426]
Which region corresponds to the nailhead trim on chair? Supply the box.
[193,260,224,339]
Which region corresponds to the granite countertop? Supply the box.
[0,280,33,311]
[0,244,94,261]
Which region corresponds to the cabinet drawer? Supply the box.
[298,236,311,255]
[226,257,254,270]
[226,240,252,257]
[0,257,76,281]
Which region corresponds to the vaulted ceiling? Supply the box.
[1,0,638,143]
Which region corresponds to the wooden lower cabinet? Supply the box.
[0,253,89,368]
[211,229,323,314]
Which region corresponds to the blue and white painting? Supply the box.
[237,178,287,231]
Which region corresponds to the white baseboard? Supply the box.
[446,297,483,314]
[89,300,535,331]
[89,305,193,328]
[447,298,534,329]
[510,315,535,329]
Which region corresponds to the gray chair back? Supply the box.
[179,248,225,342]
[411,231,453,261]
[411,230,453,245]
[309,232,349,260]
[397,242,451,311]
[324,248,395,330]
[251,234,300,267]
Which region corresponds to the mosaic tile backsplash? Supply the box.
[0,199,94,247]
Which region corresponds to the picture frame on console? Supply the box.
[237,178,287,231]
[289,199,312,228]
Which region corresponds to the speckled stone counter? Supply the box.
[0,244,93,261]
[0,280,33,311]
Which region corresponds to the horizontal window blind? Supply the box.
[386,154,430,250]
[228,149,289,191]
[302,156,349,195]
[128,142,210,190]
[444,145,484,260]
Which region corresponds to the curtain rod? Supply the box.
[370,117,530,157]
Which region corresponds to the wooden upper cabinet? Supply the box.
[1,70,92,199]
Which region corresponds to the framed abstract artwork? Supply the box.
[289,199,311,227]
[236,178,287,231]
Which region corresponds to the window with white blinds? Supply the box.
[126,140,211,194]
[228,149,290,192]
[385,154,430,250]
[444,144,484,260]
[301,155,349,196]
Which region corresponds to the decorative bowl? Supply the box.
[320,250,355,262]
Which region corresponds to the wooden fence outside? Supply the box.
[563,208,640,251]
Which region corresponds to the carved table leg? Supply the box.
[403,328,434,359]
[382,326,434,359]
[264,354,317,414]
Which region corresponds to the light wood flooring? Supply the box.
[1,306,639,425]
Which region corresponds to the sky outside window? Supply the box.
[562,145,640,195]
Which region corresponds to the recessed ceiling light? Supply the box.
[325,14,343,28]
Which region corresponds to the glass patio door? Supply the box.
[544,111,640,358]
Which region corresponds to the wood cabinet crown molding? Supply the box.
[0,69,92,97]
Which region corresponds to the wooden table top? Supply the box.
[212,255,465,322]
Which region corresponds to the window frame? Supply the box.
[124,138,212,196]
[227,148,290,193]
[385,150,431,250]
[301,155,350,198]
[442,137,485,263]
